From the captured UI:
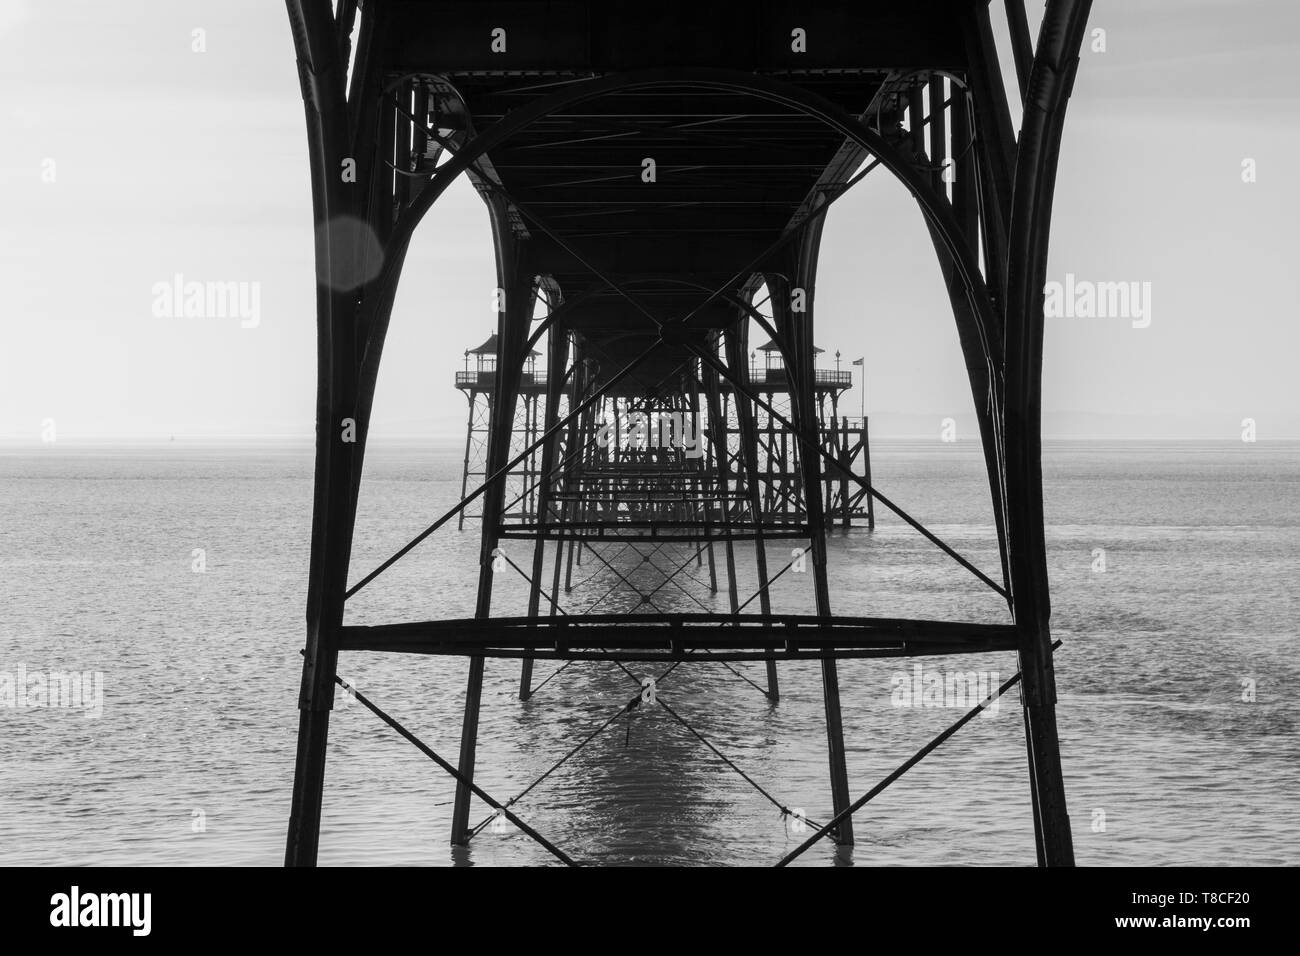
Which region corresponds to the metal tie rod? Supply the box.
[317,661,577,866]
[775,640,1063,866]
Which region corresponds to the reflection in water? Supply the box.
[490,539,744,865]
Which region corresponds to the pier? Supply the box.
[283,0,1094,866]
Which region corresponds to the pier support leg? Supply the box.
[702,356,739,613]
[285,645,337,866]
[863,416,875,531]
[999,0,1092,866]
[769,240,853,845]
[284,0,391,866]
[725,325,779,701]
[450,656,486,845]
[517,657,534,702]
[1018,629,1074,864]
[451,216,535,845]
[521,316,571,701]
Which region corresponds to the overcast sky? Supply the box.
[1,0,1296,442]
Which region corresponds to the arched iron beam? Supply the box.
[346,70,1008,576]
[1005,0,1035,104]
[355,68,1003,409]
[378,69,999,444]
[283,0,369,868]
[339,59,1016,641]
[1001,0,1094,869]
[305,29,1015,618]
[1004,0,1091,635]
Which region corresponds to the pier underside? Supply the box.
[284,0,1094,866]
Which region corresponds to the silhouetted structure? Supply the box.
[284,0,1094,866]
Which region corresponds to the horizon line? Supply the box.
[3,434,1298,445]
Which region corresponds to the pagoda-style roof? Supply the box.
[755,340,825,355]
[467,332,540,358]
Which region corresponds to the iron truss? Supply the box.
[284,0,1095,866]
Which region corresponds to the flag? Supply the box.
[851,357,864,366]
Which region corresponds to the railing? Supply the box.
[455,368,849,389]
[455,370,548,388]
[813,369,854,386]
[746,367,853,387]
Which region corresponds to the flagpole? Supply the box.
[855,357,865,420]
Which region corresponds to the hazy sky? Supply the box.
[1,0,1297,441]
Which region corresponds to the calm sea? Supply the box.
[1,439,1296,866]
